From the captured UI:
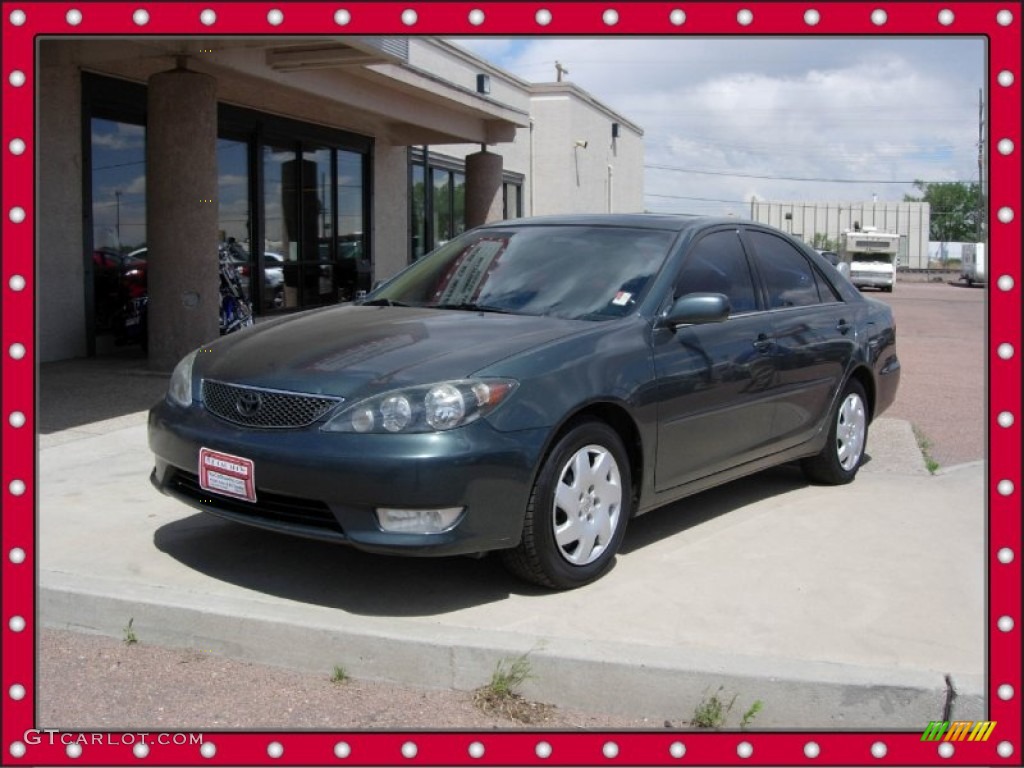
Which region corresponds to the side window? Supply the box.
[675,231,758,314]
[747,231,824,308]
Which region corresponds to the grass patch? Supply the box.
[472,653,554,725]
[330,665,348,684]
[691,686,736,729]
[122,617,138,646]
[912,424,940,474]
[740,700,764,729]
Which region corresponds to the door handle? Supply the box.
[753,333,772,353]
[836,319,852,335]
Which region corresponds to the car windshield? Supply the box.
[852,254,894,264]
[367,225,675,320]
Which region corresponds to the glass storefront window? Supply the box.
[91,118,146,253]
[452,172,466,238]
[302,147,334,306]
[432,167,452,246]
[337,150,368,299]
[411,163,426,260]
[217,138,253,302]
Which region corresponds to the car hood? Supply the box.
[198,305,590,399]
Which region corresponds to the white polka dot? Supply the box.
[9,742,26,758]
[9,9,26,25]
[737,9,753,25]
[267,741,283,758]
[998,138,1014,155]
[9,274,26,291]
[468,9,484,25]
[871,9,887,25]
[401,742,417,759]
[9,206,26,223]
[603,9,618,26]
[669,742,686,758]
[805,742,821,758]
[468,741,485,758]
[267,9,283,25]
[401,8,417,25]
[9,548,26,564]
[737,741,753,758]
[997,615,1014,632]
[9,479,26,496]
[938,9,954,25]
[998,547,1015,564]
[199,8,216,25]
[998,70,1015,87]
[997,274,1015,291]
[536,741,552,759]
[66,743,82,759]
[997,741,1014,758]
[603,741,619,758]
[998,480,1015,496]
[938,742,955,758]
[997,9,1014,25]
[8,138,25,155]
[997,206,1014,223]
[998,343,1015,360]
[536,9,552,26]
[9,343,26,360]
[133,743,149,758]
[804,9,820,26]
[133,9,149,25]
[997,683,1014,700]
[871,742,887,758]
[9,411,26,428]
[334,9,351,25]
[669,9,685,25]
[66,8,82,25]
[334,742,351,758]
[9,70,26,87]
[9,615,26,632]
[200,742,216,758]
[8,684,25,700]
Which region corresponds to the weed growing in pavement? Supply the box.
[330,665,348,684]
[472,653,554,724]
[122,618,137,646]
[740,699,764,729]
[690,686,736,729]
[912,424,940,474]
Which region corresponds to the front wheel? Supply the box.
[801,379,869,485]
[502,420,632,590]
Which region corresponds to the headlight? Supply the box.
[167,349,199,407]
[322,379,517,434]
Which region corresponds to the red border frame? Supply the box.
[2,2,1021,766]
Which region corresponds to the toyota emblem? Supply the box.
[236,391,263,416]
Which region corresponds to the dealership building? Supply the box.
[38,37,644,368]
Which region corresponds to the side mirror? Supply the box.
[659,292,730,329]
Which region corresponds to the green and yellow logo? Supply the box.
[921,721,997,742]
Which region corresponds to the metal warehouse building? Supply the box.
[38,37,643,369]
[749,200,931,270]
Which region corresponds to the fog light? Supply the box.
[375,507,464,534]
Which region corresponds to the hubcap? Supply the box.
[552,444,622,566]
[836,393,867,470]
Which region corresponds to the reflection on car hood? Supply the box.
[199,305,590,399]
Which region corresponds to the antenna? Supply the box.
[555,61,569,82]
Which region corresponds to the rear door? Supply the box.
[742,228,855,450]
[652,228,777,492]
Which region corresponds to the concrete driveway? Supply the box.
[37,378,985,728]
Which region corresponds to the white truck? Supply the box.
[839,228,900,293]
[960,242,986,286]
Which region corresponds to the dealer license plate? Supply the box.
[198,447,257,503]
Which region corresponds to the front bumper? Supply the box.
[850,273,894,289]
[148,399,548,556]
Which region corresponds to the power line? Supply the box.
[645,163,974,185]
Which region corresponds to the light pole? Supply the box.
[114,190,122,247]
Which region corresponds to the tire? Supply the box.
[502,420,632,589]
[801,379,869,485]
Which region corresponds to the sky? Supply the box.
[453,36,986,218]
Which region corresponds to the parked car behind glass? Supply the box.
[149,215,900,589]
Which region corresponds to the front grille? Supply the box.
[202,380,343,428]
[169,469,343,533]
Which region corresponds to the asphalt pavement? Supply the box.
[36,356,985,728]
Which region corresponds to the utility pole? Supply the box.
[977,88,985,242]
[555,61,569,82]
[114,190,122,247]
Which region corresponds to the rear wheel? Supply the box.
[502,420,632,589]
[801,379,868,485]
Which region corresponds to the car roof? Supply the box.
[482,213,749,234]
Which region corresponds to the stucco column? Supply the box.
[465,150,504,228]
[146,64,219,371]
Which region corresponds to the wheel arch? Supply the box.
[847,365,877,422]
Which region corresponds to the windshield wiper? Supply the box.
[360,298,412,307]
[432,302,515,315]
